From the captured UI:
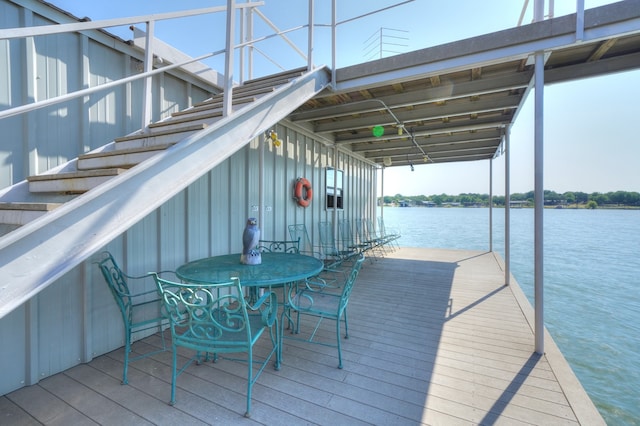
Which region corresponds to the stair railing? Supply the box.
[0,1,314,129]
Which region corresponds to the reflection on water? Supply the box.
[380,206,640,425]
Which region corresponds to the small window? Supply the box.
[326,167,343,210]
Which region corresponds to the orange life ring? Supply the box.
[294,177,313,208]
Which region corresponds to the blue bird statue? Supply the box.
[241,217,261,265]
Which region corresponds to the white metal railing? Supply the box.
[0,0,313,128]
[0,1,426,130]
[518,0,586,40]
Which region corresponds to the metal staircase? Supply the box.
[0,65,331,319]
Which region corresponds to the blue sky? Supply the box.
[48,0,639,196]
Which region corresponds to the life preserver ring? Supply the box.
[294,177,313,208]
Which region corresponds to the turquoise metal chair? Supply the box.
[152,274,279,418]
[355,218,388,257]
[377,217,401,250]
[256,239,300,253]
[281,253,365,369]
[318,221,359,268]
[288,223,346,287]
[287,223,322,258]
[97,251,168,385]
[338,218,369,254]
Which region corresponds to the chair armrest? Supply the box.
[247,291,277,327]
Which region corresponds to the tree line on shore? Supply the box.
[380,190,640,208]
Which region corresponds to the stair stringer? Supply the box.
[0,66,331,319]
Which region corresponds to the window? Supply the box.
[325,167,343,210]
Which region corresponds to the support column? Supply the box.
[489,159,493,252]
[141,21,154,131]
[533,0,545,355]
[331,0,337,88]
[223,0,236,117]
[308,0,314,70]
[505,126,511,286]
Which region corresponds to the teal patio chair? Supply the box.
[338,218,369,254]
[152,274,279,418]
[356,218,389,256]
[281,253,365,369]
[378,216,401,250]
[288,223,346,286]
[288,223,327,259]
[256,239,300,253]
[97,251,168,385]
[318,221,359,268]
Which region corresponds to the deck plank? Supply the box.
[1,248,603,425]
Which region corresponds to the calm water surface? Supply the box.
[380,207,640,425]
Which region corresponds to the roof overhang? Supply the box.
[288,0,640,168]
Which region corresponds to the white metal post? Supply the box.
[380,167,385,222]
[331,0,337,87]
[259,134,264,236]
[505,126,511,286]
[489,159,493,252]
[333,144,344,241]
[534,0,545,355]
[223,0,236,117]
[239,6,245,84]
[308,0,314,70]
[248,5,254,80]
[141,20,154,131]
[576,0,585,41]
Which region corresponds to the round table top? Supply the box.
[176,252,324,287]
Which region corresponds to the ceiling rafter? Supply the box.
[288,2,640,167]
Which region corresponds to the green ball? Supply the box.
[372,125,384,137]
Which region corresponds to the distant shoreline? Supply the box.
[382,204,640,210]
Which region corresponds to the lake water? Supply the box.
[380,207,640,425]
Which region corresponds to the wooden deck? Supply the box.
[0,248,604,425]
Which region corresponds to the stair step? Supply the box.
[175,96,256,117]
[27,168,127,193]
[77,144,174,170]
[114,124,206,150]
[243,66,307,86]
[194,87,276,108]
[189,68,305,109]
[0,202,62,225]
[148,110,223,131]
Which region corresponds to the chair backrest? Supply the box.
[377,217,391,237]
[257,239,300,254]
[338,253,366,314]
[354,218,366,243]
[153,276,256,351]
[98,252,133,318]
[288,224,314,255]
[338,219,356,248]
[318,221,339,256]
[364,218,378,239]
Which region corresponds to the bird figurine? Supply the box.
[241,217,261,265]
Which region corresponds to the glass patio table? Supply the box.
[176,252,324,288]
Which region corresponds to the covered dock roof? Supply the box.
[290,0,640,168]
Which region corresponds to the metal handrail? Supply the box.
[0,1,426,128]
[0,0,314,127]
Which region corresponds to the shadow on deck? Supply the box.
[0,248,603,425]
